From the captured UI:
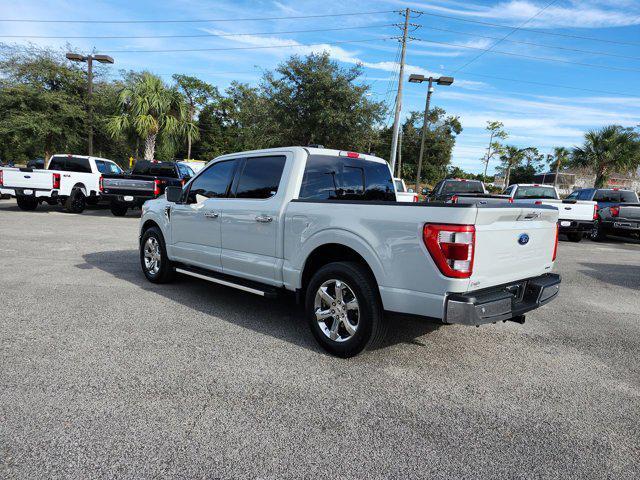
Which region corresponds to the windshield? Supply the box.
[394,180,405,192]
[514,186,558,200]
[442,180,484,194]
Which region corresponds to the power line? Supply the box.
[0,23,396,39]
[457,72,639,98]
[416,11,640,47]
[0,10,399,24]
[451,0,559,74]
[415,38,640,73]
[97,37,393,54]
[424,26,640,61]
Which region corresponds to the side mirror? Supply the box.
[165,186,182,203]
[407,188,414,193]
[422,188,430,195]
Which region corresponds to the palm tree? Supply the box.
[550,146,570,187]
[498,145,525,187]
[108,73,194,160]
[571,125,640,188]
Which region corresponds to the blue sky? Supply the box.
[1,0,639,174]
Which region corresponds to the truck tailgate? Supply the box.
[556,200,596,222]
[619,204,640,221]
[102,177,155,196]
[470,205,558,290]
[2,168,53,190]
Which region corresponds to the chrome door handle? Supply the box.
[255,215,273,223]
[204,212,219,219]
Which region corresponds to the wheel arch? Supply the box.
[72,182,88,196]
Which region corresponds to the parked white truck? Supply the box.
[0,154,122,213]
[138,147,561,357]
[393,178,419,202]
[503,184,597,242]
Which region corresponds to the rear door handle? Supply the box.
[255,215,273,223]
[204,212,219,219]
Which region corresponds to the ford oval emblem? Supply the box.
[518,233,530,245]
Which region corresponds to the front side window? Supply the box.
[234,156,286,199]
[186,159,237,204]
[565,191,579,200]
[95,160,123,174]
[299,155,395,201]
[394,179,406,192]
[577,190,592,201]
[177,163,194,179]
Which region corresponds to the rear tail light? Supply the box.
[413,194,418,202]
[552,223,559,261]
[53,173,61,189]
[0,169,3,187]
[534,200,542,205]
[450,195,459,204]
[98,175,104,193]
[153,179,161,196]
[508,197,513,203]
[593,204,598,220]
[181,178,186,187]
[423,224,475,278]
[610,206,620,217]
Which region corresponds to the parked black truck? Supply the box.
[100,160,194,216]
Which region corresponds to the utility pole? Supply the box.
[66,53,114,156]
[415,77,433,192]
[389,8,410,173]
[397,128,402,178]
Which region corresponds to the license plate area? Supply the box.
[560,220,571,227]
[124,195,134,202]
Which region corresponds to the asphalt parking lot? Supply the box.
[1,199,639,479]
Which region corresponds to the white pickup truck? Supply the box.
[138,147,561,357]
[0,154,122,213]
[393,178,419,202]
[503,184,597,242]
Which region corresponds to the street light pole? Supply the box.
[66,53,114,156]
[415,77,433,193]
[408,74,454,193]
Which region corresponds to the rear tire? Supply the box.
[305,261,386,358]
[110,202,128,217]
[567,232,583,242]
[140,226,175,283]
[64,188,86,214]
[16,196,38,211]
[590,220,607,242]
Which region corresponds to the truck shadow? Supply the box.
[80,249,441,355]
[0,200,140,217]
[579,262,640,290]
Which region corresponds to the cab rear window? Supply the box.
[299,155,395,201]
[514,186,558,199]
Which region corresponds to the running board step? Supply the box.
[175,266,278,298]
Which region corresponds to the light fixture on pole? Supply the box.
[408,74,454,194]
[66,53,115,156]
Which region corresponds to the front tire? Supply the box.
[140,226,175,283]
[110,202,128,217]
[305,261,386,358]
[16,196,38,211]
[64,188,86,213]
[567,232,583,242]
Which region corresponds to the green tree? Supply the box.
[172,74,217,160]
[481,121,508,182]
[497,145,525,187]
[0,44,87,162]
[259,53,385,149]
[107,73,193,160]
[548,146,570,186]
[570,125,640,188]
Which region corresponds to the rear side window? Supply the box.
[299,155,395,201]
[394,179,406,192]
[186,159,237,204]
[514,186,557,199]
[65,157,91,173]
[234,156,286,199]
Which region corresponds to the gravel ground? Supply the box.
[0,199,638,479]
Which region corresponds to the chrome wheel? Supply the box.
[314,279,360,343]
[143,237,161,275]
